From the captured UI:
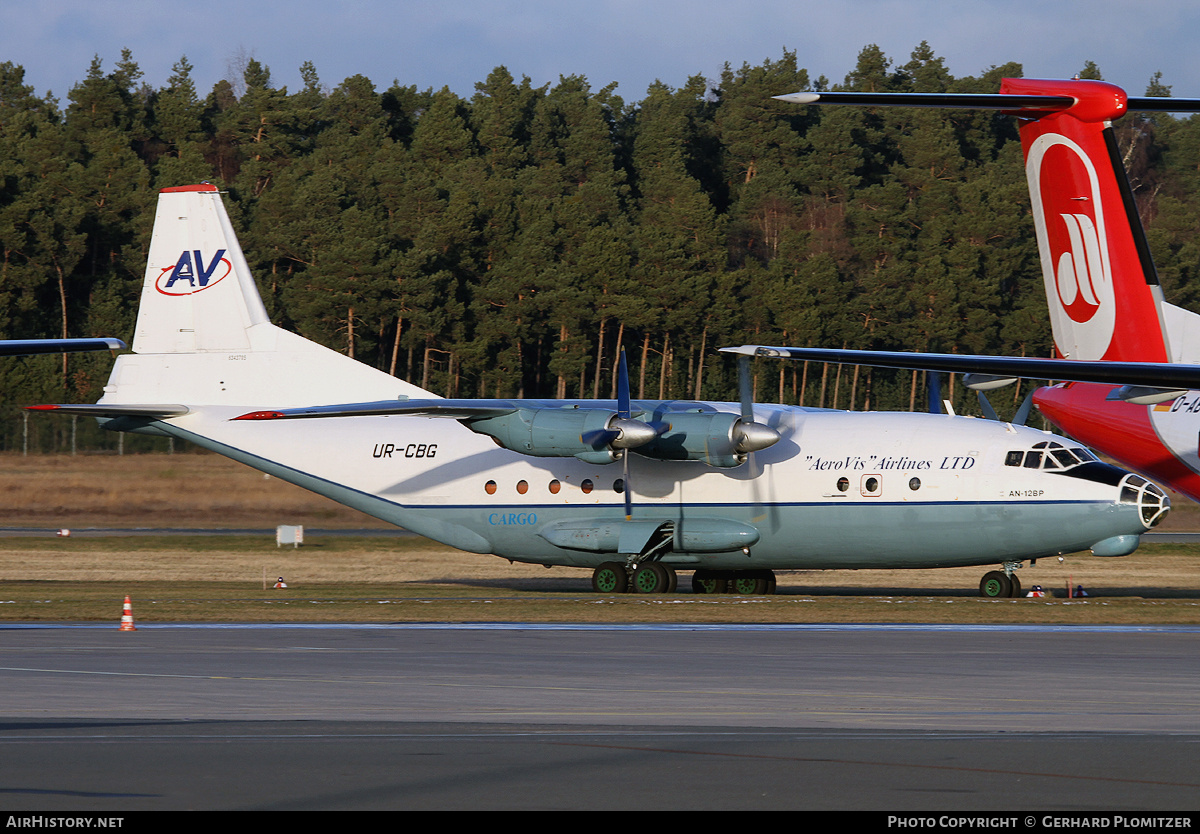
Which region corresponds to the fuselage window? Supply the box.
[837,477,849,492]
[909,477,921,491]
[516,480,529,495]
[614,478,625,494]
[1005,451,1023,467]
[485,480,497,495]
[548,479,561,494]
[581,479,594,494]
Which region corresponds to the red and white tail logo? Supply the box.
[1055,213,1102,318]
[1026,132,1116,359]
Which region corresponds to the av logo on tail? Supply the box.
[1027,133,1115,358]
[156,249,230,296]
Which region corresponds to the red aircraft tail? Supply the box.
[776,79,1200,363]
[1001,78,1170,363]
[773,80,1200,499]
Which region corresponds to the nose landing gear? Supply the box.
[979,564,1023,598]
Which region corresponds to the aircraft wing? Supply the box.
[27,399,516,421]
[720,345,1200,390]
[0,338,125,356]
[231,399,520,421]
[30,401,515,422]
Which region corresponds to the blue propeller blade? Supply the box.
[738,355,753,423]
[927,372,943,414]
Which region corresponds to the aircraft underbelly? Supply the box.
[440,500,1133,569]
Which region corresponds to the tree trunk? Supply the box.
[557,324,568,399]
[658,331,670,400]
[593,317,607,398]
[389,315,403,377]
[610,322,625,398]
[639,332,650,399]
[53,255,69,381]
[422,342,432,391]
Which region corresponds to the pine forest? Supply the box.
[2,43,1198,452]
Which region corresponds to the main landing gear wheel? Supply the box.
[691,569,776,594]
[979,570,1013,599]
[731,570,773,595]
[592,561,628,593]
[633,563,673,594]
[691,569,727,595]
[1008,573,1022,599]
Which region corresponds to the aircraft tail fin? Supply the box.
[776,80,1200,364]
[1000,78,1170,363]
[106,184,431,408]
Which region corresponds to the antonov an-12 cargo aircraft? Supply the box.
[30,184,1167,598]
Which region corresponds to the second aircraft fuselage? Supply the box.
[1036,381,1200,503]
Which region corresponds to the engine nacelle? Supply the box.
[636,411,779,468]
[464,406,777,468]
[465,407,644,464]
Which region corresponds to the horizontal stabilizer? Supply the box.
[26,403,190,418]
[0,338,124,356]
[1104,386,1189,405]
[721,345,1200,390]
[775,91,1200,114]
[775,91,1075,112]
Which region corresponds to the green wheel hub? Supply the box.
[592,562,627,594]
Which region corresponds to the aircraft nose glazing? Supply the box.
[1118,473,1170,529]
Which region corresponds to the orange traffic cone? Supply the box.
[119,595,136,631]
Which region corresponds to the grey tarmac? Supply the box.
[1,624,1198,810]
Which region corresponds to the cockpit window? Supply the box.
[1006,441,1096,471]
[1050,449,1077,467]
